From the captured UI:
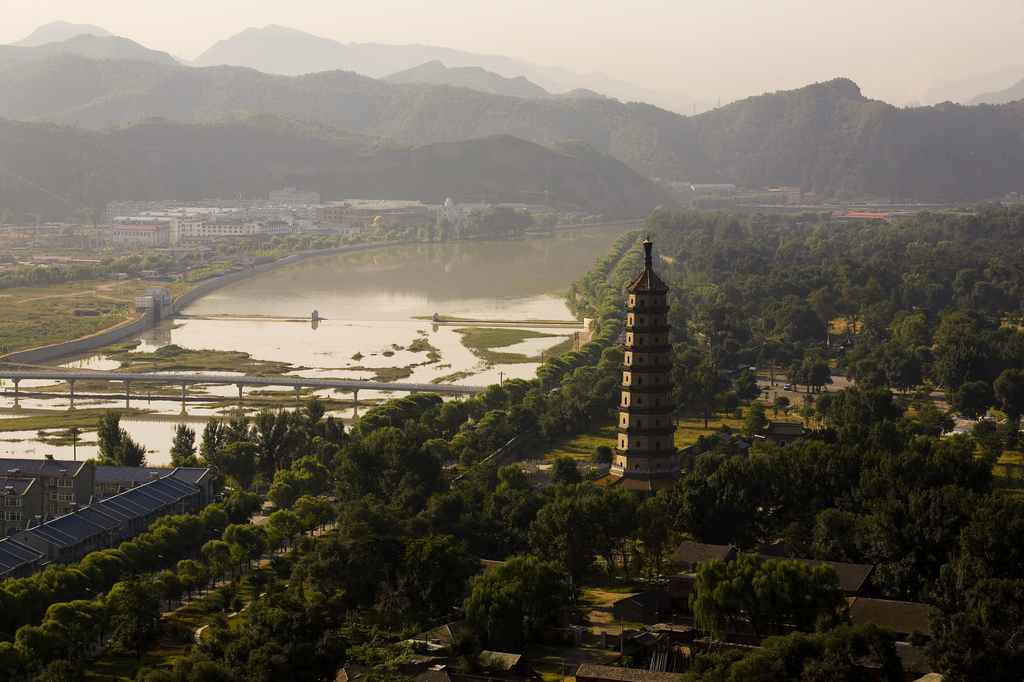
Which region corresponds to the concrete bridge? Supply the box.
[0,370,487,404]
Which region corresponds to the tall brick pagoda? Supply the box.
[608,236,679,491]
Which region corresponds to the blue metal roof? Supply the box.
[0,537,42,573]
[0,458,88,477]
[0,477,34,494]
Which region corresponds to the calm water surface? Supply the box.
[1,227,636,464]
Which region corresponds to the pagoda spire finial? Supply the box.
[643,236,653,266]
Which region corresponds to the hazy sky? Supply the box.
[0,0,1021,105]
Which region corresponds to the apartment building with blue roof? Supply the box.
[1,473,200,574]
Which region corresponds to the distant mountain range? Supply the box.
[969,77,1024,106]
[9,20,112,47]
[384,61,553,99]
[0,50,1021,200]
[0,111,670,222]
[189,24,711,115]
[0,34,177,65]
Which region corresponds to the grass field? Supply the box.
[107,343,295,375]
[0,407,152,433]
[0,278,199,356]
[532,407,805,462]
[992,450,1024,497]
[455,327,562,364]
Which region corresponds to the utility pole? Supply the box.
[499,371,504,386]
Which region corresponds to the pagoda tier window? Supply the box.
[656,442,661,450]
[655,398,660,406]
[637,398,642,404]
[636,419,642,427]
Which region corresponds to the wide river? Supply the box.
[0,226,636,464]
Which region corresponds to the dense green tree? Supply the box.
[218,442,259,491]
[951,380,995,420]
[681,361,733,427]
[463,556,571,645]
[691,553,846,639]
[401,534,479,614]
[550,456,583,486]
[742,401,768,438]
[107,576,161,661]
[528,485,606,596]
[169,424,198,467]
[733,370,761,404]
[928,579,1024,682]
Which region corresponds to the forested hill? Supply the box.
[0,53,720,183]
[0,112,668,221]
[690,79,1024,201]
[0,54,1023,200]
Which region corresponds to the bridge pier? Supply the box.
[352,389,359,405]
[124,381,131,400]
[68,379,75,409]
[182,382,187,400]
[294,386,302,401]
[11,379,18,396]
[237,384,244,400]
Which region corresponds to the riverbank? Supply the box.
[2,241,402,367]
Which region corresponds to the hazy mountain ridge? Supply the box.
[0,53,719,181]
[690,79,1024,199]
[0,111,669,221]
[0,54,1021,200]
[383,61,551,99]
[0,34,177,66]
[190,24,711,114]
[8,21,112,47]
[969,77,1024,106]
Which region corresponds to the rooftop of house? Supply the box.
[0,477,35,495]
[761,422,808,437]
[575,664,686,682]
[848,597,931,637]
[670,541,737,568]
[615,588,672,608]
[95,466,212,487]
[415,671,476,682]
[19,504,122,547]
[754,547,875,594]
[480,651,522,672]
[413,619,474,645]
[0,458,89,478]
[95,475,196,519]
[0,537,42,574]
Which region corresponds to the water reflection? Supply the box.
[3,227,635,454]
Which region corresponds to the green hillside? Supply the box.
[0,56,1022,199]
[0,111,668,222]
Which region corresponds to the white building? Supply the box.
[270,188,320,205]
[175,220,292,241]
[110,224,171,248]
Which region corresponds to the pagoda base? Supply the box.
[596,470,679,493]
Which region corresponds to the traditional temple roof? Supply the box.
[628,237,668,293]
